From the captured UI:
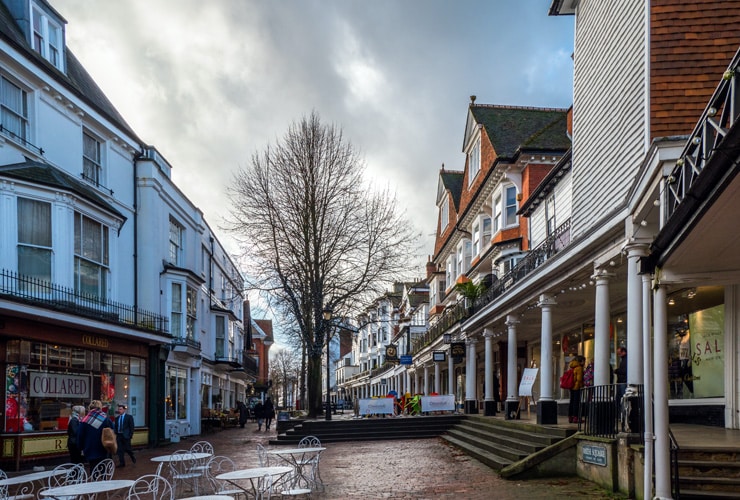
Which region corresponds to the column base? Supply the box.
[505,400,520,420]
[484,400,497,416]
[536,400,558,424]
[464,400,479,414]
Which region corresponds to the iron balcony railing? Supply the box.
[242,354,258,374]
[412,218,571,355]
[579,383,644,439]
[171,336,201,350]
[666,49,740,221]
[0,269,169,334]
[0,125,44,156]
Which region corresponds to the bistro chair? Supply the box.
[39,463,87,500]
[204,455,245,499]
[127,474,173,500]
[0,469,34,500]
[256,473,273,500]
[297,436,321,448]
[166,449,203,497]
[296,436,323,491]
[89,458,115,482]
[257,443,270,467]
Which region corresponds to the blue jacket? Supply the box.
[78,409,113,461]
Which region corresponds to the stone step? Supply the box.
[456,420,560,447]
[441,434,513,470]
[445,428,529,462]
[679,489,740,499]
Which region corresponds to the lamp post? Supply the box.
[322,305,333,421]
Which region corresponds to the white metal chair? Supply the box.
[204,455,245,499]
[166,450,203,497]
[188,440,214,492]
[39,463,87,500]
[89,458,115,482]
[127,474,173,500]
[296,436,323,491]
[256,473,273,500]
[0,469,34,500]
[257,443,270,467]
[297,436,321,448]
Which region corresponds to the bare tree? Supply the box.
[270,348,300,410]
[228,112,417,417]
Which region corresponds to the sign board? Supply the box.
[450,342,466,358]
[420,394,455,412]
[385,344,399,363]
[582,443,607,467]
[29,371,91,399]
[358,398,394,416]
[433,351,446,362]
[518,368,538,397]
[400,355,413,365]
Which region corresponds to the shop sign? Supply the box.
[29,372,91,399]
[450,342,466,358]
[400,355,413,365]
[582,443,607,467]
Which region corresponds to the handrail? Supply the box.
[669,427,681,500]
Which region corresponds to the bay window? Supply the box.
[17,197,52,283]
[74,212,109,299]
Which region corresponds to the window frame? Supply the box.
[440,196,449,231]
[17,197,52,283]
[504,185,518,227]
[31,5,64,71]
[468,138,481,186]
[82,129,105,187]
[73,211,110,299]
[168,217,184,266]
[1,75,30,144]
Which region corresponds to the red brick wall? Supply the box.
[651,1,740,139]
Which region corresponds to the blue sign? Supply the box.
[582,444,607,467]
[400,355,412,365]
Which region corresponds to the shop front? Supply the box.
[0,316,157,470]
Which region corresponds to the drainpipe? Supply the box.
[641,269,654,500]
[133,150,144,311]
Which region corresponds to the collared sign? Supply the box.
[29,372,91,399]
[582,443,607,467]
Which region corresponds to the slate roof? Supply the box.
[0,161,126,220]
[440,170,464,211]
[470,105,570,159]
[0,2,140,141]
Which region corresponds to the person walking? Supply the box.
[254,400,265,431]
[67,405,85,464]
[78,400,114,471]
[264,398,275,431]
[237,401,249,428]
[567,356,585,423]
[115,404,136,467]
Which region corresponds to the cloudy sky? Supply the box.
[54,0,573,274]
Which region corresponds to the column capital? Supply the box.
[622,240,650,257]
[591,268,616,282]
[505,314,520,326]
[465,337,478,345]
[482,327,495,338]
[538,293,557,307]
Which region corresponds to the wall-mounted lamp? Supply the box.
[668,298,676,306]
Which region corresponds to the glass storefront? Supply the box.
[667,286,724,400]
[4,340,146,432]
[165,366,188,420]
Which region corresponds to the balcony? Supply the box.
[411,219,571,355]
[171,336,201,356]
[0,269,169,335]
[215,353,243,368]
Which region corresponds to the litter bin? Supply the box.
[277,411,290,422]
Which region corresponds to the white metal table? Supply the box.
[266,447,326,491]
[177,496,235,500]
[38,479,134,498]
[151,451,212,495]
[0,469,66,499]
[216,466,292,499]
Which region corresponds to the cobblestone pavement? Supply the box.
[112,423,623,499]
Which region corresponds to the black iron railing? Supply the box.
[413,218,572,355]
[579,384,644,439]
[669,426,680,499]
[666,49,740,221]
[0,124,44,156]
[0,269,169,334]
[172,336,201,350]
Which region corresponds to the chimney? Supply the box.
[470,95,477,105]
[426,257,437,278]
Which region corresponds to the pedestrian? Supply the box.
[67,405,85,464]
[264,397,275,430]
[254,400,265,431]
[114,404,136,467]
[237,401,249,428]
[567,356,584,423]
[583,359,594,388]
[78,400,114,472]
[614,346,628,409]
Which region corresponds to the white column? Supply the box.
[465,337,478,408]
[593,270,614,386]
[626,244,648,384]
[484,328,494,403]
[434,362,441,393]
[539,294,556,401]
[423,365,429,395]
[506,315,519,401]
[654,285,672,499]
[405,371,411,395]
[642,271,655,500]
[448,350,455,397]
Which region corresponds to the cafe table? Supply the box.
[151,451,212,495]
[215,466,292,499]
[177,496,235,500]
[0,468,67,498]
[38,479,134,498]
[266,446,326,491]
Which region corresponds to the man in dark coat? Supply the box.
[114,404,136,467]
[237,401,249,428]
[254,400,265,431]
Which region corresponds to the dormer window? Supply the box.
[440,196,449,231]
[468,139,480,186]
[32,6,64,71]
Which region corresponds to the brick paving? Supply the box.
[111,422,622,499]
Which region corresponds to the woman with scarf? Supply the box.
[78,400,114,471]
[67,405,86,463]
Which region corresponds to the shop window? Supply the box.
[166,366,188,420]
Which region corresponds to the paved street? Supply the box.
[110,423,623,499]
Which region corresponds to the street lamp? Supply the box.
[322,305,333,421]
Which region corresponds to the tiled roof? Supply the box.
[0,2,139,141]
[0,160,125,220]
[440,170,464,211]
[470,105,570,159]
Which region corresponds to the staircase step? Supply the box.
[441,434,513,470]
[679,488,740,499]
[445,428,533,461]
[679,475,740,487]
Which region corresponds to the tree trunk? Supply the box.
[307,354,323,418]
